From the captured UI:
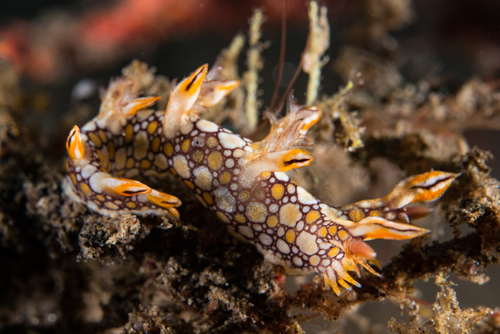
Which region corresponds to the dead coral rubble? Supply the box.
[388,274,495,334]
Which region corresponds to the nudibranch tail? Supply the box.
[63,62,459,297]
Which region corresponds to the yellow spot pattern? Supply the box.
[181,139,190,153]
[88,132,102,148]
[267,215,278,228]
[246,202,268,223]
[261,172,271,179]
[125,124,134,143]
[184,180,195,189]
[328,247,340,258]
[108,142,115,160]
[203,192,214,205]
[70,173,77,185]
[105,202,118,210]
[219,171,231,184]
[271,184,285,200]
[238,190,250,202]
[348,207,365,222]
[141,160,151,169]
[207,136,218,148]
[126,158,135,169]
[151,137,160,152]
[164,143,174,157]
[207,151,223,170]
[309,255,320,266]
[147,121,158,134]
[192,150,203,163]
[97,150,105,168]
[234,214,246,223]
[285,230,296,243]
[80,183,92,197]
[338,229,349,241]
[305,210,321,224]
[98,130,108,144]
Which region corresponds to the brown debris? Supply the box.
[388,274,494,334]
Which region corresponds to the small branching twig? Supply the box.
[303,2,330,106]
[243,9,265,132]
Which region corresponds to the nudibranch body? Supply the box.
[64,64,458,295]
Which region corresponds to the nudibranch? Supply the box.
[63,64,458,295]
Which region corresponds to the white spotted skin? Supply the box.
[67,111,355,281]
[160,119,354,280]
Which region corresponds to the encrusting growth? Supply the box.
[64,64,458,295]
